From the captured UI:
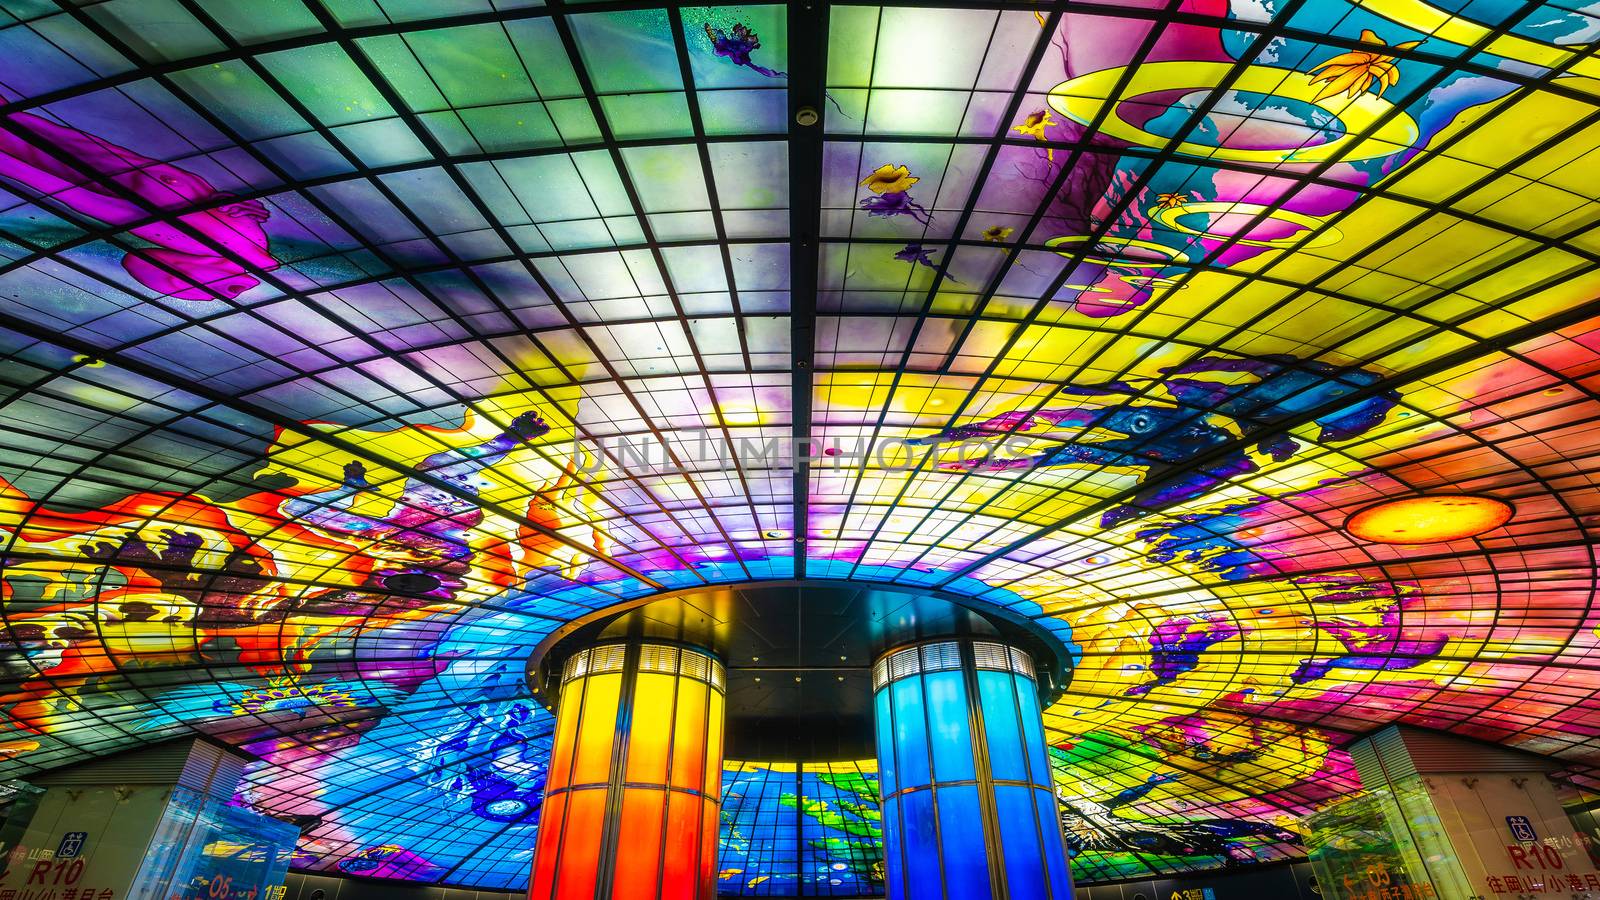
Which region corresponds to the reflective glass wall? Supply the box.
[719,761,884,896]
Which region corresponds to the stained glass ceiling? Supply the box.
[1,0,1599,892]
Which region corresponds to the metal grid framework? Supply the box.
[0,0,1597,891]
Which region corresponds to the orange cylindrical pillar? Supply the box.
[529,642,725,900]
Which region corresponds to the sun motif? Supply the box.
[1307,29,1422,101]
[981,225,1014,242]
[859,164,918,194]
[1153,192,1189,212]
[228,680,360,716]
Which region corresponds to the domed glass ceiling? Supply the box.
[1,0,1598,893]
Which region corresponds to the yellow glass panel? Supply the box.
[703,688,726,799]
[625,672,677,784]
[669,677,707,791]
[548,676,586,791]
[572,673,621,786]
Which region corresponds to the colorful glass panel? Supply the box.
[0,0,1596,891]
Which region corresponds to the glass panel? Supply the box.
[936,784,992,898]
[572,673,622,786]
[612,789,667,897]
[899,790,942,900]
[704,688,727,798]
[661,791,706,900]
[671,676,709,792]
[994,785,1047,900]
[924,670,975,784]
[875,688,899,797]
[977,669,1028,783]
[554,789,605,900]
[626,671,677,784]
[890,677,931,790]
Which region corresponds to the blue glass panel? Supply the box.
[875,687,898,797]
[881,795,905,900]
[900,790,943,900]
[890,678,930,789]
[995,785,1047,900]
[936,784,992,898]
[1014,674,1052,788]
[1036,787,1074,898]
[977,670,1028,783]
[923,670,975,783]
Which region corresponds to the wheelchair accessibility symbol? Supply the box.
[56,831,87,859]
[1507,816,1538,843]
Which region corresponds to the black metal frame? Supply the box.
[0,0,1594,891]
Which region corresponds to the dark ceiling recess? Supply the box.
[382,573,442,596]
[527,581,1074,761]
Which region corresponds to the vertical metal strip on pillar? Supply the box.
[529,642,726,900]
[871,639,1074,900]
[959,641,1013,898]
[594,642,641,899]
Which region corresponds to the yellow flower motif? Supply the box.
[982,225,1014,242]
[1013,109,1057,162]
[1154,192,1189,212]
[1307,29,1422,101]
[1013,109,1054,140]
[860,164,918,194]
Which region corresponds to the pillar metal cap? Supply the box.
[559,642,725,692]
[872,639,1037,691]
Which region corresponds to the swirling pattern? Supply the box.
[1,0,1598,893]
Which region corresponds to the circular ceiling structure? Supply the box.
[0,0,1597,895]
[526,580,1076,760]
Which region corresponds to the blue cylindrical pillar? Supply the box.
[872,639,1072,900]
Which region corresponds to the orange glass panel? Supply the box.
[528,790,566,900]
[553,788,605,900]
[626,672,677,784]
[611,788,667,897]
[571,673,621,786]
[698,797,718,896]
[669,677,707,791]
[660,791,704,900]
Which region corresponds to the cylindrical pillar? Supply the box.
[530,641,726,900]
[872,639,1073,900]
